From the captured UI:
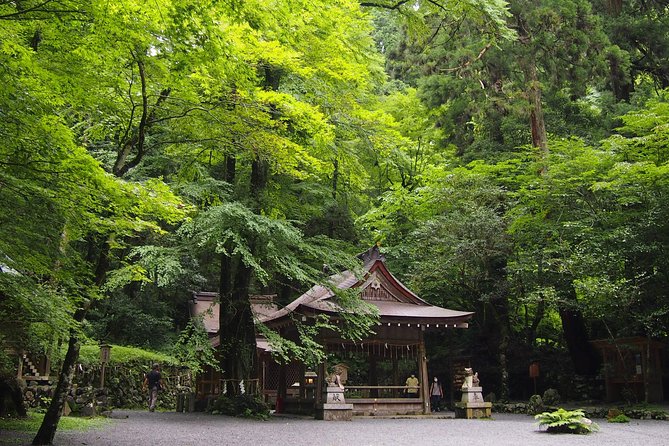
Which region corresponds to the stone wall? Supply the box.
[22,362,186,414]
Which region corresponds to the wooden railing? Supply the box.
[344,385,421,399]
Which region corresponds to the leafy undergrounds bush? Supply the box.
[535,408,599,434]
[542,388,561,406]
[493,402,668,420]
[209,394,270,420]
[608,414,631,423]
[527,395,544,415]
[621,406,669,420]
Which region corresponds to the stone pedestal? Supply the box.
[315,386,353,421]
[454,386,492,419]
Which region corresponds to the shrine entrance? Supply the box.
[319,339,427,416]
[260,246,474,417]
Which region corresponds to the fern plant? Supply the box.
[535,408,599,434]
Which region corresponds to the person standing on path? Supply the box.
[143,363,164,412]
[429,377,443,412]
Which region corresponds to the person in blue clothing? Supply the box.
[142,363,164,412]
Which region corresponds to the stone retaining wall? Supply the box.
[22,363,186,414]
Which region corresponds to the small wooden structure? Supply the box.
[13,350,52,383]
[590,337,665,403]
[260,246,474,416]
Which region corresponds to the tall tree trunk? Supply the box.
[219,153,236,392]
[526,259,546,345]
[491,290,511,400]
[217,64,277,395]
[517,16,548,170]
[33,238,108,445]
[219,156,266,395]
[518,20,597,377]
[32,310,86,445]
[522,61,548,156]
[250,157,268,208]
[225,154,236,185]
[608,52,632,102]
[557,285,600,376]
[487,258,511,400]
[332,158,339,200]
[219,244,257,395]
[497,324,510,400]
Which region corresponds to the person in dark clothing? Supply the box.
[143,363,164,412]
[429,377,443,412]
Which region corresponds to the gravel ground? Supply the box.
[1,410,667,446]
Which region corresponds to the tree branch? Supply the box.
[359,0,410,10]
[113,50,171,177]
[0,0,87,20]
[439,42,492,73]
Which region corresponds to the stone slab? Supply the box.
[315,403,353,421]
[454,401,492,419]
[455,402,491,409]
[322,403,353,410]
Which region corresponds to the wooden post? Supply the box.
[276,362,286,413]
[100,363,106,389]
[99,344,111,389]
[299,363,306,399]
[392,358,399,397]
[643,338,650,404]
[17,354,23,380]
[261,360,267,402]
[529,362,540,396]
[419,332,430,414]
[44,351,51,380]
[316,362,325,407]
[369,355,378,398]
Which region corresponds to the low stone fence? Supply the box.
[22,362,187,414]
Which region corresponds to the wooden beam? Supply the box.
[419,332,429,414]
[316,362,325,407]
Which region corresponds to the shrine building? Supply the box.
[191,245,474,416]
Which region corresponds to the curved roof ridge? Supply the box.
[261,246,474,325]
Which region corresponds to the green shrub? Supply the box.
[622,405,669,420]
[535,408,599,434]
[76,344,177,366]
[608,414,630,423]
[210,394,270,420]
[542,388,560,406]
[620,387,637,405]
[527,394,544,415]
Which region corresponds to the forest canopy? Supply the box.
[1,0,669,440]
